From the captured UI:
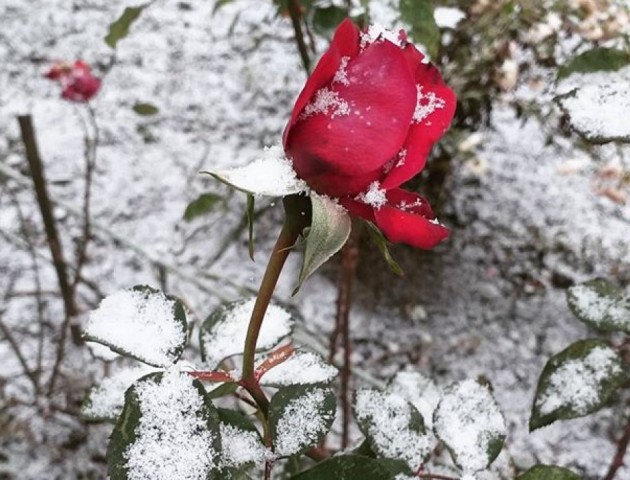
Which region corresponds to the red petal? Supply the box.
[338,197,376,223]
[374,198,449,250]
[282,19,360,146]
[382,64,456,189]
[384,188,435,219]
[301,167,382,197]
[286,40,416,182]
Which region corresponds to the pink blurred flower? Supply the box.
[44,60,101,102]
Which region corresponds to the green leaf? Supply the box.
[217,408,259,435]
[212,0,236,15]
[269,384,336,457]
[312,6,347,35]
[107,371,222,480]
[105,5,147,49]
[567,278,630,333]
[291,455,399,480]
[399,0,440,60]
[199,298,294,369]
[294,192,351,293]
[132,102,159,116]
[207,381,239,399]
[183,192,224,221]
[433,379,506,472]
[516,465,581,480]
[84,285,188,368]
[530,339,627,431]
[557,48,630,81]
[353,389,430,471]
[364,221,403,276]
[246,194,255,260]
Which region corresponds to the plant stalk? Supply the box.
[241,195,310,396]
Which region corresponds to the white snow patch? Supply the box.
[434,7,466,29]
[570,284,629,329]
[413,86,446,124]
[124,370,218,480]
[303,87,350,119]
[333,56,351,86]
[361,24,404,49]
[537,346,623,416]
[83,365,155,420]
[85,288,186,367]
[354,389,432,471]
[559,81,630,141]
[260,351,338,386]
[220,424,268,466]
[357,181,388,209]
[387,371,442,429]
[274,387,334,457]
[212,145,308,197]
[433,380,506,473]
[201,298,294,369]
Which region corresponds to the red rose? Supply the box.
[45,60,101,102]
[283,19,456,249]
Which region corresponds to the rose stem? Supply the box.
[336,225,360,449]
[241,194,311,413]
[287,0,311,75]
[604,412,630,480]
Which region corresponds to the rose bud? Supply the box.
[283,19,456,249]
[45,60,101,102]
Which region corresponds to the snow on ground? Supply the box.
[0,0,629,479]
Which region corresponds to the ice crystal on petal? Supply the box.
[413,86,446,124]
[333,56,351,86]
[303,88,350,118]
[357,181,387,209]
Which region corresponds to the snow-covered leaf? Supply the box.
[290,455,402,480]
[557,48,630,82]
[530,339,627,431]
[199,298,294,369]
[84,286,188,368]
[386,371,442,429]
[433,379,506,473]
[217,408,267,468]
[353,389,431,471]
[269,384,336,457]
[183,192,224,221]
[82,365,155,422]
[260,351,338,387]
[105,4,147,49]
[295,192,351,293]
[516,465,581,480]
[107,370,222,480]
[205,145,307,197]
[567,279,630,333]
[556,83,630,144]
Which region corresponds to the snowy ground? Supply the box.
[1,0,629,478]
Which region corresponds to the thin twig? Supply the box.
[416,474,458,480]
[336,227,360,449]
[287,0,311,75]
[71,103,99,297]
[0,278,40,394]
[17,115,79,395]
[604,414,630,480]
